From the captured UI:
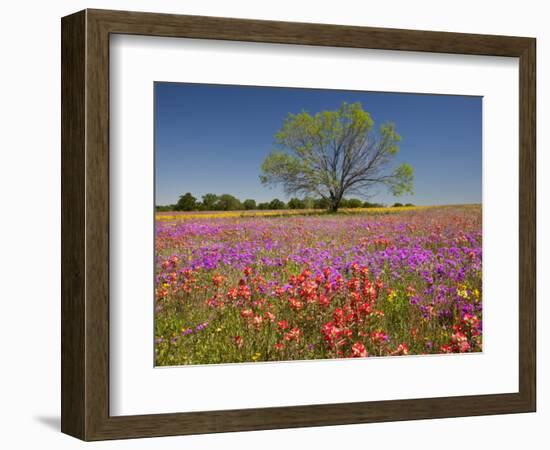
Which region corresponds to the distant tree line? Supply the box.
[155,192,413,212]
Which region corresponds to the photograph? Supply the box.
[52,5,538,442]
[153,83,483,366]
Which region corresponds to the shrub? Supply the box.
[155,204,175,211]
[287,198,306,209]
[363,201,384,208]
[302,197,315,209]
[175,193,197,211]
[215,194,243,211]
[313,198,330,209]
[243,199,257,210]
[344,198,363,208]
[269,198,286,210]
[201,193,219,210]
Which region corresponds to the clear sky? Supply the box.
[155,82,482,206]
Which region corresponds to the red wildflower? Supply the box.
[351,342,368,357]
[227,287,238,301]
[347,277,361,292]
[333,308,345,325]
[234,336,243,349]
[156,287,168,300]
[169,255,179,268]
[288,297,304,310]
[284,328,302,342]
[392,343,409,355]
[212,274,225,286]
[237,284,251,300]
[371,330,389,345]
[318,294,330,307]
[462,313,480,329]
[277,320,289,330]
[440,344,453,353]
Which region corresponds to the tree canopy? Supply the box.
[260,102,414,211]
[214,194,242,211]
[175,192,197,211]
[243,199,257,210]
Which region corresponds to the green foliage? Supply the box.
[302,197,315,209]
[392,202,403,207]
[175,192,197,211]
[156,204,176,212]
[287,197,306,209]
[243,199,257,210]
[159,193,401,213]
[202,193,219,210]
[260,101,414,211]
[259,152,305,187]
[387,163,415,196]
[379,122,401,155]
[215,194,243,211]
[340,198,363,208]
[269,198,286,210]
[363,201,385,208]
[313,198,330,209]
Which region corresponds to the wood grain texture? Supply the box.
[61,8,536,441]
[518,39,536,410]
[84,10,111,439]
[89,8,532,56]
[61,10,86,439]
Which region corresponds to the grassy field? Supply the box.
[155,205,482,366]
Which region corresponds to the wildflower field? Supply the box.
[155,205,482,366]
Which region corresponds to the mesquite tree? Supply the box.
[260,102,414,212]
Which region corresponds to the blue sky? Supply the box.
[155,82,481,206]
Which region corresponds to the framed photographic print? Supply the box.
[61,9,536,440]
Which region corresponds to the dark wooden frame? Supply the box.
[61,8,536,441]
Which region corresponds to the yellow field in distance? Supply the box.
[155,205,480,221]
